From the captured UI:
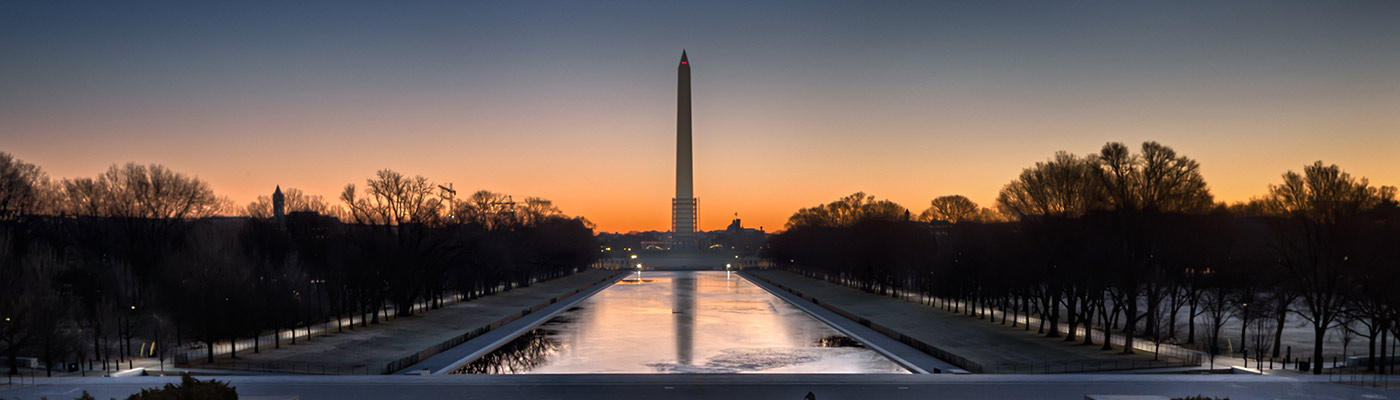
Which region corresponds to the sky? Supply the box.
[2,1,1397,233]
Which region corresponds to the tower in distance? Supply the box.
[671,50,698,248]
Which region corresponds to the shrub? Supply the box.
[124,373,237,400]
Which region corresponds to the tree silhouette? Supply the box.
[919,195,981,223]
[772,142,1256,363]
[452,190,516,229]
[770,193,931,298]
[786,192,907,229]
[20,246,81,377]
[996,152,1105,219]
[340,169,443,226]
[1346,197,1400,372]
[0,152,50,374]
[0,156,603,374]
[994,151,1105,340]
[1093,142,1213,214]
[58,163,229,220]
[1264,161,1389,374]
[53,163,229,360]
[0,152,49,221]
[162,224,258,363]
[518,197,564,227]
[1089,142,1214,354]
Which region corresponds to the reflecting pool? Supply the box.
[453,271,909,374]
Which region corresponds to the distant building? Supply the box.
[713,217,767,256]
[725,218,743,232]
[273,185,286,228]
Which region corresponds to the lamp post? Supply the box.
[1241,302,1249,360]
[127,305,137,369]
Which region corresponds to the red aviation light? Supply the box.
[681,61,687,65]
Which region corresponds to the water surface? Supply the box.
[453,271,908,374]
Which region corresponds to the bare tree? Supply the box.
[58,163,229,219]
[919,195,981,223]
[995,152,1105,219]
[1093,141,1213,214]
[518,197,563,227]
[0,152,50,220]
[1338,318,1358,364]
[0,249,40,374]
[340,169,442,226]
[51,163,231,360]
[786,192,907,229]
[453,190,516,229]
[1,239,80,376]
[1201,281,1233,368]
[1089,142,1214,354]
[162,223,256,363]
[1250,313,1277,369]
[1265,161,1387,374]
[1267,162,1385,223]
[975,207,1010,223]
[994,152,1107,341]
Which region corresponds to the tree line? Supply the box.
[0,153,598,376]
[765,141,1398,374]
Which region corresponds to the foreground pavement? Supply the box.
[2,373,1395,400]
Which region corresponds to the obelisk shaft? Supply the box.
[671,51,697,244]
[676,51,693,199]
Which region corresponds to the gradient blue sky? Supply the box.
[3,1,1397,232]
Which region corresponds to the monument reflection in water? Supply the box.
[454,271,909,374]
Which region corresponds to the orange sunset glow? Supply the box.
[3,2,1396,233]
[9,3,1400,398]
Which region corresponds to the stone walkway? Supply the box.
[748,270,1185,373]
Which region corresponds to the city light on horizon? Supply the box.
[3,2,1397,233]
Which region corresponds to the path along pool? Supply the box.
[451,271,909,374]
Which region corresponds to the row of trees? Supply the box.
[766,142,1398,374]
[1,152,598,375]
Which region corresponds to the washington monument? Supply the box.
[672,50,698,247]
